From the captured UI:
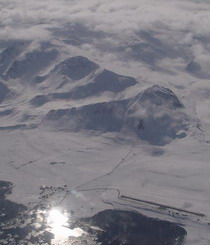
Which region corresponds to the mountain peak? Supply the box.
[51,56,99,80]
[138,85,183,108]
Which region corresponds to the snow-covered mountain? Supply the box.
[50,56,99,80]
[4,44,58,80]
[1,1,210,242]
[0,42,189,145]
[30,57,137,106]
[42,85,188,145]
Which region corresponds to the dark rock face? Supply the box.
[186,61,210,79]
[81,209,187,245]
[43,100,127,132]
[52,56,99,80]
[0,41,26,76]
[186,61,201,74]
[30,94,50,107]
[6,50,58,80]
[137,85,184,108]
[69,69,137,99]
[0,82,10,103]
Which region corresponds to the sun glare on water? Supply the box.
[48,208,68,228]
[47,208,85,244]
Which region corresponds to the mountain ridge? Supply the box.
[41,85,188,145]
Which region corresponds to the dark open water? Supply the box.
[0,180,186,245]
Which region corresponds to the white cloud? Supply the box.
[1,0,210,40]
[1,0,210,80]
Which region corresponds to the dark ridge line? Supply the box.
[0,124,26,130]
[0,124,37,131]
[16,160,38,169]
[7,160,39,170]
[119,195,205,217]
